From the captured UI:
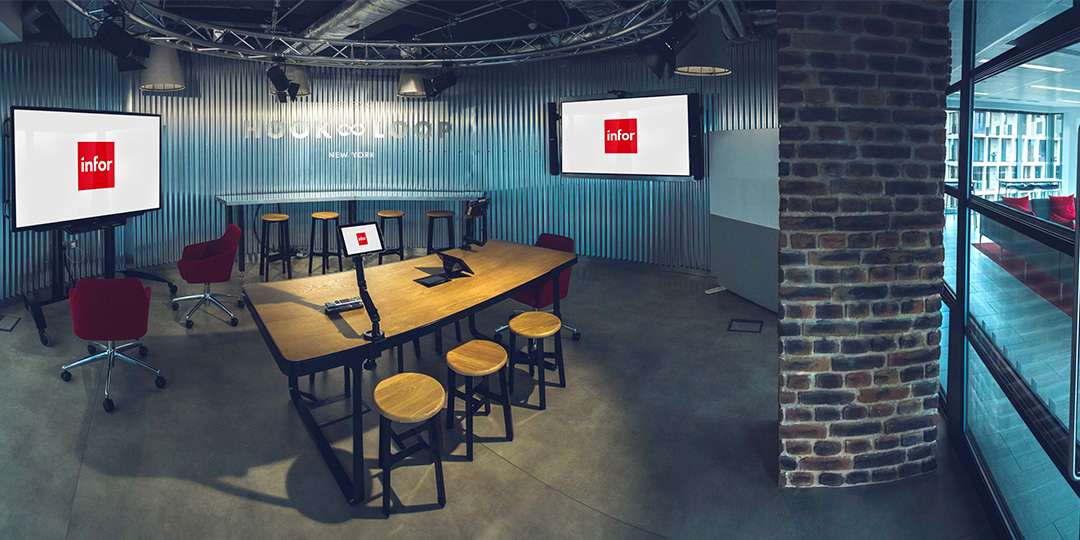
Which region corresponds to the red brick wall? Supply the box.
[776,0,949,487]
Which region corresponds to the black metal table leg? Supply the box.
[551,271,561,319]
[236,205,246,274]
[351,361,364,502]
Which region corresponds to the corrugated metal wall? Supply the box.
[1,34,776,301]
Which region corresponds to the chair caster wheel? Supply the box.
[155,376,167,389]
[171,302,179,311]
[39,332,51,347]
[139,345,149,357]
[102,398,114,413]
[168,284,178,294]
[88,344,96,355]
[185,320,194,329]
[60,370,71,382]
[572,332,581,341]
[237,299,245,309]
[230,317,239,327]
[493,333,503,343]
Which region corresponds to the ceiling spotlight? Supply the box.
[95,19,149,72]
[637,10,698,79]
[267,63,310,102]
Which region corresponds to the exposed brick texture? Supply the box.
[777,0,948,488]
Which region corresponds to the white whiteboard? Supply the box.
[708,129,779,229]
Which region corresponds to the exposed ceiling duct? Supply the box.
[297,0,421,54]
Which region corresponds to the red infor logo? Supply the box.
[604,118,637,154]
[77,142,115,191]
[356,232,368,246]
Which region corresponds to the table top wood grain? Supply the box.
[243,240,576,377]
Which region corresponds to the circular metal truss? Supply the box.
[64,0,719,68]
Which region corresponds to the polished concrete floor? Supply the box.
[0,255,992,539]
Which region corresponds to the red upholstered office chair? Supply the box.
[61,278,166,413]
[494,233,581,341]
[172,224,244,329]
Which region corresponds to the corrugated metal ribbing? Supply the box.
[3,35,776,300]
[0,42,123,300]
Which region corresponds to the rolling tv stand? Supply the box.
[23,220,176,347]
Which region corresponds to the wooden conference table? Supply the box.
[242,240,577,505]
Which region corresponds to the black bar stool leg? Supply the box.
[482,376,491,415]
[308,372,315,385]
[321,218,330,275]
[284,224,292,279]
[334,217,343,271]
[397,216,405,260]
[508,332,517,394]
[427,216,435,255]
[308,219,316,275]
[379,216,387,264]
[465,376,474,461]
[344,366,350,397]
[380,416,392,517]
[413,339,421,358]
[454,320,462,342]
[435,328,443,354]
[397,348,404,373]
[430,414,446,507]
[499,367,513,441]
[260,220,269,278]
[446,216,454,252]
[536,338,546,411]
[555,331,565,387]
[446,367,456,430]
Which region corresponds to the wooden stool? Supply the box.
[426,210,455,254]
[445,340,513,461]
[259,213,292,282]
[374,373,447,517]
[308,211,343,275]
[509,311,564,411]
[378,210,405,264]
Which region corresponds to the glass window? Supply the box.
[967,210,1073,424]
[975,0,1070,63]
[945,194,957,292]
[966,343,1080,540]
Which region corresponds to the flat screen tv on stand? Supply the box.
[6,106,174,347]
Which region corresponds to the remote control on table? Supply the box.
[324,296,364,314]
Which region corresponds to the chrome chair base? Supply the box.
[172,283,243,328]
[61,340,165,413]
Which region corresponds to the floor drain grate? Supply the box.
[0,315,21,332]
[727,319,763,333]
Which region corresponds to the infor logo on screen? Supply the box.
[356,232,368,246]
[604,118,637,154]
[77,141,115,191]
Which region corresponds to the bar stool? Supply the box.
[509,311,565,411]
[426,210,455,254]
[308,211,343,275]
[445,340,513,461]
[378,210,406,264]
[374,373,447,517]
[259,213,292,282]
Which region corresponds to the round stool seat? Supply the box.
[311,211,339,220]
[427,210,455,218]
[378,210,405,218]
[374,373,445,424]
[509,311,561,339]
[447,340,508,377]
[261,213,290,222]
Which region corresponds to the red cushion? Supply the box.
[1049,212,1076,229]
[1049,195,1076,221]
[70,278,151,341]
[178,224,242,284]
[1001,196,1035,216]
[509,234,575,309]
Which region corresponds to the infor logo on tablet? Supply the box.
[77,141,115,191]
[356,231,368,246]
[604,118,637,154]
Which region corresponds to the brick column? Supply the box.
[776,0,949,487]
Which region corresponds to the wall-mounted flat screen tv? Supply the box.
[557,93,704,179]
[10,107,162,231]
